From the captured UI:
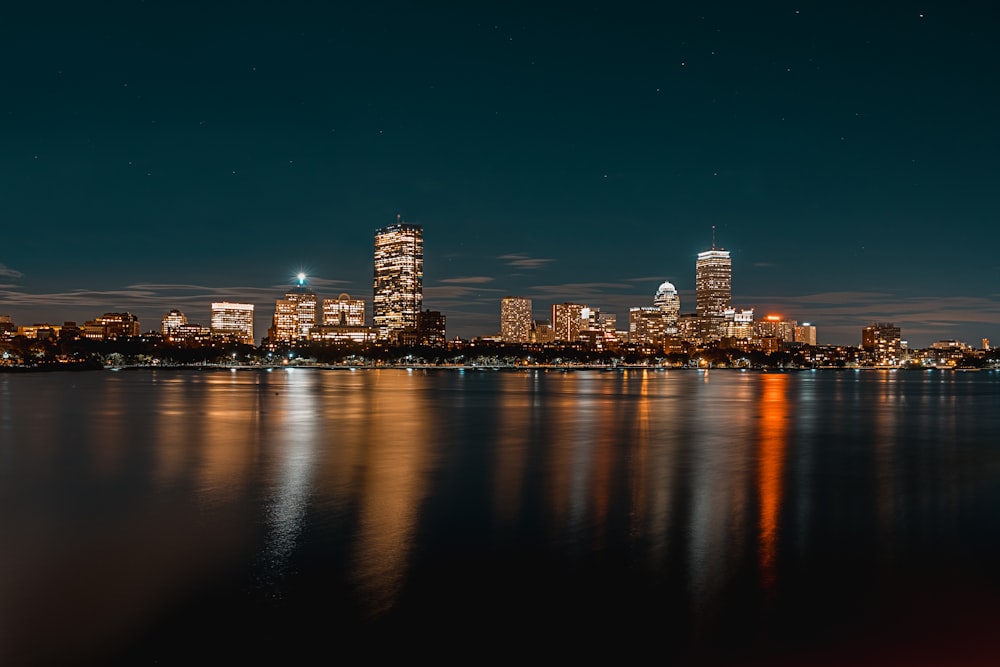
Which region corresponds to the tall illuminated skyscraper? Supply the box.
[501,296,532,343]
[695,230,731,317]
[373,218,423,342]
[653,281,680,333]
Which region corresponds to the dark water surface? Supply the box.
[3,368,1000,664]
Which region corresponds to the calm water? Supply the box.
[3,368,1000,664]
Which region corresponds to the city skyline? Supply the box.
[0,232,989,351]
[2,3,999,347]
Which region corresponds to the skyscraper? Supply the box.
[695,231,732,317]
[500,296,532,343]
[653,281,680,333]
[373,218,423,342]
[551,302,586,342]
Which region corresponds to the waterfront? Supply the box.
[3,368,1000,664]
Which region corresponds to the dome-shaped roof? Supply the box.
[656,281,676,295]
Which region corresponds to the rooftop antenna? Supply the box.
[711,225,716,250]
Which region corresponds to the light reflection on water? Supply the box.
[3,368,1000,663]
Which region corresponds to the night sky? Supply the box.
[2,1,998,347]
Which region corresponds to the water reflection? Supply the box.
[3,369,1000,662]
[350,370,432,619]
[255,370,319,596]
[757,373,789,597]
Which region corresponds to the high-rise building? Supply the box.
[695,232,732,318]
[551,303,586,343]
[211,302,255,344]
[323,293,365,327]
[373,218,423,342]
[861,322,901,366]
[270,274,318,342]
[501,297,532,343]
[653,281,680,333]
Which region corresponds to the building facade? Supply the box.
[270,275,318,343]
[322,293,365,327]
[373,219,424,342]
[861,322,902,366]
[211,302,255,345]
[695,248,732,317]
[551,303,586,343]
[653,281,680,333]
[501,296,532,343]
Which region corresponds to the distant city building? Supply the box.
[211,302,255,344]
[0,315,15,337]
[322,293,365,327]
[161,309,188,336]
[755,314,794,342]
[500,296,532,343]
[417,309,447,346]
[530,320,555,344]
[99,313,141,339]
[861,322,902,366]
[653,281,680,332]
[270,274,318,342]
[695,234,732,317]
[630,307,670,348]
[722,308,754,340]
[794,323,818,346]
[984,338,992,351]
[373,218,424,342]
[18,323,60,340]
[551,303,587,343]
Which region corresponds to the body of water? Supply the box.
[3,368,1000,664]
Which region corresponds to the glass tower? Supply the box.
[373,219,424,342]
[695,247,731,317]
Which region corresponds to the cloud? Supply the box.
[498,254,555,269]
[0,263,23,279]
[753,262,776,268]
[439,276,495,284]
[424,285,503,300]
[527,282,636,300]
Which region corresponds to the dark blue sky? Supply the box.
[2,1,998,346]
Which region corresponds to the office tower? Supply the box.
[695,231,732,317]
[161,309,187,336]
[323,293,366,327]
[501,297,532,343]
[373,218,424,342]
[861,322,901,366]
[211,302,255,345]
[551,302,586,342]
[271,274,318,342]
[653,281,680,332]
